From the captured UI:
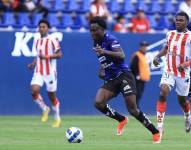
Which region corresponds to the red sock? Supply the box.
[52,98,59,106]
[182,101,190,113]
[157,101,166,113]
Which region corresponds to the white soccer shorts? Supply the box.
[160,71,190,96]
[31,72,57,92]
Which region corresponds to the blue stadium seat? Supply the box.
[62,14,73,28]
[73,15,88,29]
[48,13,60,27]
[148,15,157,28]
[18,13,31,27]
[80,0,91,13]
[123,0,135,13]
[41,0,53,10]
[3,13,16,27]
[55,0,66,11]
[154,16,168,30]
[67,0,79,12]
[137,0,150,13]
[163,0,176,14]
[110,0,120,13]
[32,13,43,27]
[151,1,162,13]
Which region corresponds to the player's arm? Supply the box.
[39,49,63,59]
[95,45,125,60]
[28,57,37,70]
[153,45,168,67]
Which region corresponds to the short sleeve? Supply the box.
[110,39,122,51]
[51,38,61,52]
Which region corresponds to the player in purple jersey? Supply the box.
[89,16,160,143]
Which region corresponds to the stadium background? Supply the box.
[0,0,185,115]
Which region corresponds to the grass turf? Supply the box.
[0,116,191,150]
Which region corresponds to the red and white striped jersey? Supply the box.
[34,34,61,75]
[163,30,191,78]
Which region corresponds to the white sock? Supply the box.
[157,111,165,128]
[184,110,190,118]
[34,95,48,112]
[52,102,60,120]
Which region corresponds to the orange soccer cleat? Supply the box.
[117,116,128,136]
[153,132,161,144]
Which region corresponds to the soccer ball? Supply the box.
[66,127,83,143]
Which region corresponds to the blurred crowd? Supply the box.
[0,0,191,33]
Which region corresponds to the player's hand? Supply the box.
[153,56,160,67]
[39,54,49,59]
[27,63,35,70]
[94,45,106,55]
[178,63,186,72]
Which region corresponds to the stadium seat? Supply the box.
[137,0,150,13]
[61,14,73,28]
[32,13,43,27]
[123,0,135,13]
[151,1,162,13]
[67,0,79,12]
[48,13,60,27]
[154,16,168,30]
[3,13,16,27]
[18,13,31,27]
[80,0,91,13]
[55,0,66,11]
[110,0,121,13]
[73,15,88,29]
[148,15,157,29]
[163,0,176,14]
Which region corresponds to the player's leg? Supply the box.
[120,72,160,143]
[94,87,126,122]
[135,80,145,108]
[45,73,61,127]
[30,74,50,122]
[176,77,191,132]
[94,87,128,135]
[156,71,174,135]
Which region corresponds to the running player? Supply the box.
[153,12,191,141]
[28,19,63,128]
[90,16,160,143]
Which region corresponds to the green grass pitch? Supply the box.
[0,116,191,150]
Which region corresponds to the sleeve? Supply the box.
[130,55,139,77]
[110,39,122,51]
[51,38,61,52]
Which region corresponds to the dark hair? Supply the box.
[175,11,189,22]
[90,16,107,29]
[38,19,50,28]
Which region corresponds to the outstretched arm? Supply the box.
[153,45,168,67]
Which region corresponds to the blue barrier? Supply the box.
[0,32,183,115]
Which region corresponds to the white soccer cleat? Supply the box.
[184,115,191,133]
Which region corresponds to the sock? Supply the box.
[100,104,125,122]
[51,98,60,120]
[33,94,47,112]
[156,100,166,128]
[182,101,190,117]
[135,111,159,135]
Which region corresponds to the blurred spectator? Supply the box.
[0,0,12,12]
[24,0,48,18]
[130,8,150,33]
[89,0,111,21]
[113,15,129,33]
[130,41,150,107]
[179,0,191,30]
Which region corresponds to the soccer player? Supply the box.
[89,16,160,143]
[153,12,191,141]
[28,19,63,128]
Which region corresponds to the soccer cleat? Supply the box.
[41,107,50,123]
[184,115,191,132]
[117,116,128,136]
[52,118,61,128]
[153,132,161,144]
